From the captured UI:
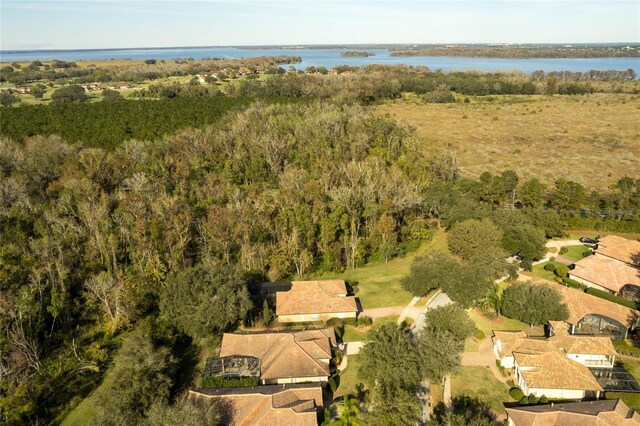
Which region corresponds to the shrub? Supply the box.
[201,376,259,389]
[474,329,486,340]
[585,288,638,309]
[518,396,530,405]
[559,247,568,255]
[563,278,587,291]
[423,89,455,103]
[539,395,549,404]
[328,375,338,393]
[509,387,525,400]
[544,263,556,272]
[554,264,569,278]
[357,316,373,327]
[527,394,539,404]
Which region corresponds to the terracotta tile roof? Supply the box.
[219,329,334,381]
[493,331,616,358]
[531,279,638,327]
[506,399,640,426]
[549,335,617,356]
[570,256,640,293]
[596,236,640,267]
[514,351,602,391]
[189,383,323,426]
[276,280,358,316]
[549,320,571,336]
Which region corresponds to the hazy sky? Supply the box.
[2,1,639,50]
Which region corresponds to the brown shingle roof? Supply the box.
[506,399,640,426]
[531,279,638,327]
[276,280,358,316]
[596,236,640,267]
[189,383,323,426]
[514,351,602,391]
[219,329,334,381]
[570,256,640,293]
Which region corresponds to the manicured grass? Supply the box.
[469,309,544,337]
[530,261,562,282]
[315,229,449,309]
[336,354,363,398]
[451,366,511,416]
[607,392,640,410]
[464,338,480,352]
[560,245,590,262]
[376,93,640,191]
[342,316,402,342]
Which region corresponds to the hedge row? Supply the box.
[584,287,639,310]
[201,376,259,389]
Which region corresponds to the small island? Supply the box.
[340,51,375,57]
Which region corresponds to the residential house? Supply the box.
[532,280,638,339]
[189,383,323,426]
[569,255,640,296]
[505,399,640,425]
[275,280,358,323]
[513,350,603,399]
[218,328,336,385]
[492,331,617,370]
[595,236,640,268]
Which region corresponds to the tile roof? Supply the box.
[219,329,334,381]
[549,320,571,336]
[493,331,616,358]
[570,255,640,293]
[189,383,323,426]
[276,280,358,316]
[492,330,528,357]
[514,351,602,391]
[506,399,640,426]
[550,335,617,357]
[531,279,638,327]
[596,236,640,267]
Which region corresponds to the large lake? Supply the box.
[1,47,639,73]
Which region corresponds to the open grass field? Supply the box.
[561,244,590,262]
[314,228,449,309]
[375,93,640,191]
[529,261,563,281]
[451,366,512,416]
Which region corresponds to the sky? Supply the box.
[1,1,639,50]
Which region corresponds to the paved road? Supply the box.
[412,292,453,334]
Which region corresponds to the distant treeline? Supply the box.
[390,45,640,58]
[340,51,376,57]
[0,55,301,85]
[0,97,254,149]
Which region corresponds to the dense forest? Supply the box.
[2,96,640,424]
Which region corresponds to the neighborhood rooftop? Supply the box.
[595,235,640,267]
[219,328,335,382]
[570,255,640,293]
[513,350,603,392]
[189,383,323,426]
[275,280,358,316]
[506,398,640,426]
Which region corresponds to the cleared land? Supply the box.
[375,93,640,191]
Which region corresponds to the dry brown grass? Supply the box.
[375,93,640,191]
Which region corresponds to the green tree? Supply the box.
[448,218,503,260]
[30,84,47,100]
[502,224,547,263]
[159,264,252,341]
[0,91,20,107]
[423,304,476,342]
[51,84,89,103]
[91,320,177,425]
[520,177,547,208]
[145,397,221,426]
[501,170,519,207]
[402,251,457,296]
[102,88,124,101]
[262,299,273,326]
[553,178,585,210]
[501,282,569,325]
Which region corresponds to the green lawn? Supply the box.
[451,366,511,416]
[530,261,562,282]
[342,316,402,342]
[336,355,363,398]
[469,309,544,337]
[314,229,449,309]
[61,370,112,425]
[560,245,590,262]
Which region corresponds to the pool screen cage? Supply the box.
[203,355,261,379]
[575,314,628,340]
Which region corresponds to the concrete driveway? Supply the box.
[412,292,453,334]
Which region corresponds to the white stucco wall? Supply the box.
[567,273,615,294]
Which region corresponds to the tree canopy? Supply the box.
[501,282,569,325]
